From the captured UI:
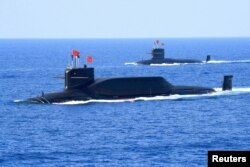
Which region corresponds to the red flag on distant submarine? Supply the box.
[72,50,80,57]
[87,56,93,63]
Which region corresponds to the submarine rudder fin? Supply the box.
[222,75,233,91]
[206,55,211,63]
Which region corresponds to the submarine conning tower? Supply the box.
[206,55,211,62]
[65,50,94,90]
[152,48,165,60]
[152,40,165,60]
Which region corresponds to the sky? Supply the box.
[0,0,250,38]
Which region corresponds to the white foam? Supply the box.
[125,60,250,66]
[53,87,250,105]
[204,59,250,64]
[14,99,25,103]
[124,62,138,65]
[149,59,250,66]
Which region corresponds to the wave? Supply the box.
[52,87,250,105]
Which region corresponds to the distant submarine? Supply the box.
[26,50,232,104]
[136,40,211,65]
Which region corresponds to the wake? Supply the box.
[205,59,250,64]
[124,59,250,66]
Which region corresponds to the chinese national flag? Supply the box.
[87,56,93,63]
[72,50,80,57]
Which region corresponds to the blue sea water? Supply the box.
[0,38,250,166]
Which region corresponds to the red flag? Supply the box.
[87,56,93,63]
[72,50,80,57]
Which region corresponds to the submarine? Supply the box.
[26,50,232,104]
[136,40,211,65]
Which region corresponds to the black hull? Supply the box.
[27,84,215,104]
[137,58,203,65]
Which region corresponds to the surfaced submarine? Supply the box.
[137,40,211,65]
[26,51,232,104]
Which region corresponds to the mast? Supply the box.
[71,50,80,68]
[152,40,165,59]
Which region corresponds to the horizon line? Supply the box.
[0,36,250,40]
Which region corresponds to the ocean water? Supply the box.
[0,38,250,166]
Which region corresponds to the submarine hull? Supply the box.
[137,58,203,65]
[26,77,215,104]
[171,86,215,95]
[27,88,215,104]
